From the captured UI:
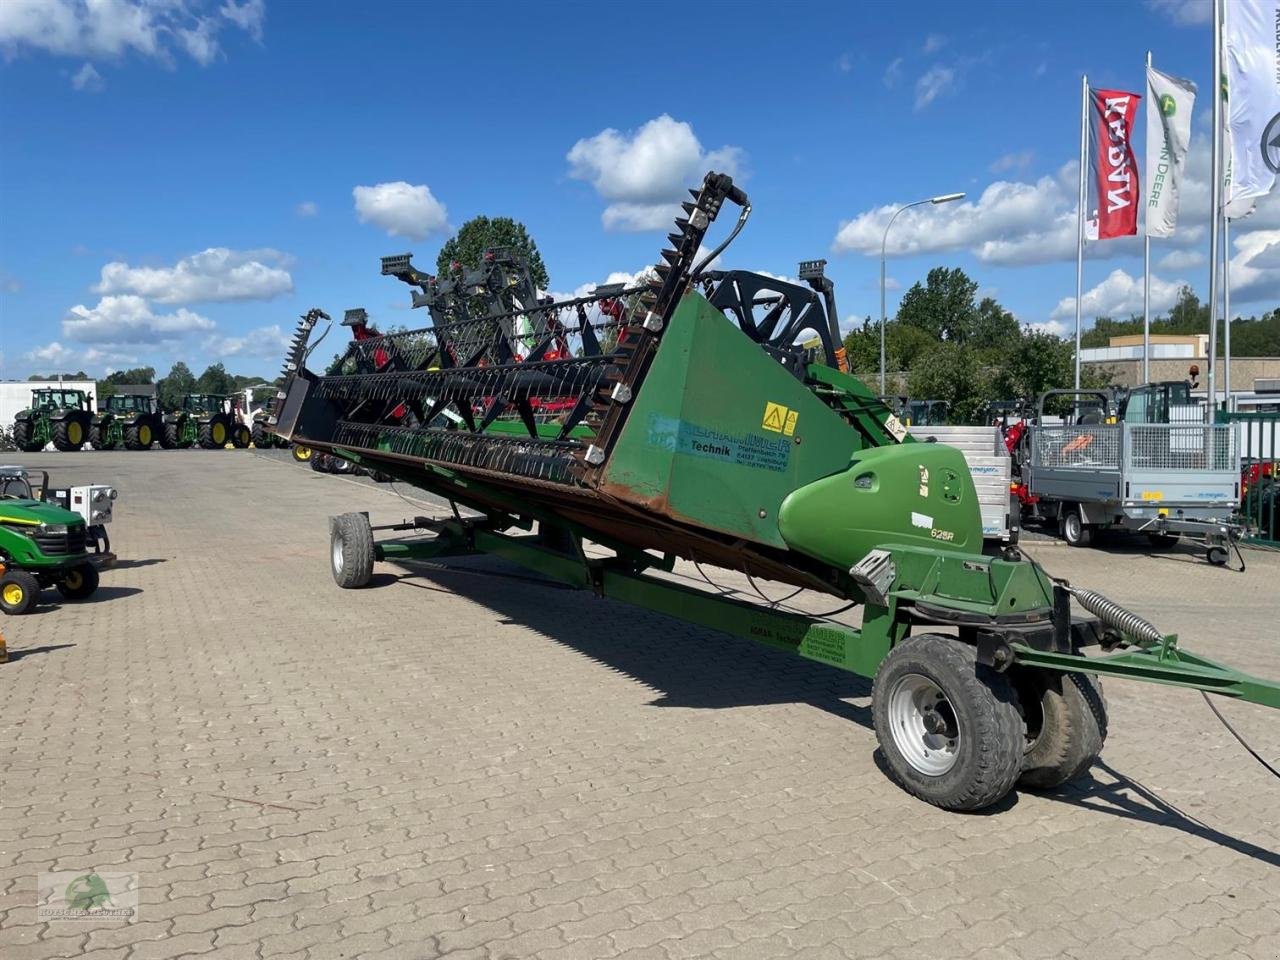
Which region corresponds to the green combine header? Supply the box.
[271,172,1280,810]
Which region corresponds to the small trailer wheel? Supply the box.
[1014,669,1107,789]
[330,512,375,588]
[1060,506,1093,548]
[872,634,1024,811]
[1206,545,1229,566]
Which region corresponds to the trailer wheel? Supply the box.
[56,562,100,601]
[872,634,1024,811]
[330,512,374,588]
[1060,506,1093,547]
[0,570,40,615]
[1206,545,1229,566]
[1013,669,1107,789]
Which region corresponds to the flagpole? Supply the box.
[1224,214,1231,407]
[1206,0,1222,418]
[1075,73,1088,390]
[1143,51,1152,386]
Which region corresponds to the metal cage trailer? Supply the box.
[1023,391,1241,563]
[271,172,1280,811]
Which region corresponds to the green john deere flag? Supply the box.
[1145,66,1196,239]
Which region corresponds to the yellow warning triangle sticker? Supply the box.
[762,402,787,432]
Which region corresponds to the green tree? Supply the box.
[896,267,979,342]
[906,342,991,424]
[436,216,550,291]
[157,362,197,410]
[971,297,1021,350]
[991,331,1075,404]
[97,366,157,400]
[195,362,235,395]
[842,319,938,381]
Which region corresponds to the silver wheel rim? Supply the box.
[1065,514,1080,541]
[331,534,345,576]
[887,673,960,776]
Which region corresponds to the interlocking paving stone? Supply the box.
[0,449,1277,959]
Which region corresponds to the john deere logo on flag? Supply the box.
[1160,94,1177,117]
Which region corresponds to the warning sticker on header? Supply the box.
[648,414,791,472]
[761,402,798,437]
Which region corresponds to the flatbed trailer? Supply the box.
[271,172,1280,811]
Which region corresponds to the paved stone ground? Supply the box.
[1,449,1278,960]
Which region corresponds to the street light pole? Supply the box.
[880,192,965,395]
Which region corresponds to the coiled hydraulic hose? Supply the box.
[1064,586,1164,645]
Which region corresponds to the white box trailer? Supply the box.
[908,425,1017,542]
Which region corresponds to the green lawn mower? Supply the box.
[0,466,101,614]
[180,394,251,449]
[12,388,94,452]
[93,388,167,450]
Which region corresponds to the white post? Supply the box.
[1075,73,1089,390]
[1206,0,1222,419]
[1143,51,1152,386]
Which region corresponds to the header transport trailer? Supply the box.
[270,172,1280,811]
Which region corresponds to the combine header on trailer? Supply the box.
[271,172,1280,810]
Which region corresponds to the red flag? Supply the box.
[1090,87,1142,239]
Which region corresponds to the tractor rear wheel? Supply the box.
[251,423,267,448]
[330,512,375,588]
[124,421,155,451]
[13,420,40,452]
[56,562,99,601]
[163,421,185,448]
[0,570,40,615]
[231,424,251,449]
[89,422,116,450]
[1013,668,1106,789]
[52,417,87,452]
[872,634,1024,811]
[198,417,229,449]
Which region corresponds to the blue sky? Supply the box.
[1,0,1273,380]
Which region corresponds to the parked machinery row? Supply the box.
[11,387,262,452]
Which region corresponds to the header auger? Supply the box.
[272,171,1280,811]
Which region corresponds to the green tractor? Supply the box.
[180,394,251,449]
[93,388,167,451]
[0,466,100,614]
[12,388,95,452]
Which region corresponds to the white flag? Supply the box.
[1224,0,1280,218]
[1145,66,1196,237]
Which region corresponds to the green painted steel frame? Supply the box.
[368,508,1280,709]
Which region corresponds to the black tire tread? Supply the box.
[52,416,86,452]
[1017,670,1107,789]
[56,561,99,601]
[331,513,375,588]
[0,569,41,615]
[872,634,1025,811]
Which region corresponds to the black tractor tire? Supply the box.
[163,420,185,448]
[251,423,267,448]
[1060,505,1093,548]
[1013,669,1107,790]
[310,451,329,472]
[231,424,251,448]
[0,570,41,615]
[330,512,375,588]
[292,444,313,463]
[13,419,41,452]
[198,416,229,449]
[56,561,99,601]
[1146,532,1181,550]
[872,634,1025,811]
[52,415,88,452]
[89,421,117,451]
[123,420,156,451]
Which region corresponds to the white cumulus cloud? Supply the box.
[1146,0,1211,26]
[295,200,318,217]
[94,248,294,304]
[63,295,214,344]
[203,323,291,359]
[1050,269,1188,322]
[353,182,449,240]
[0,0,264,65]
[567,115,745,232]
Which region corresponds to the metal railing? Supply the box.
[1031,425,1121,470]
[1221,412,1279,545]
